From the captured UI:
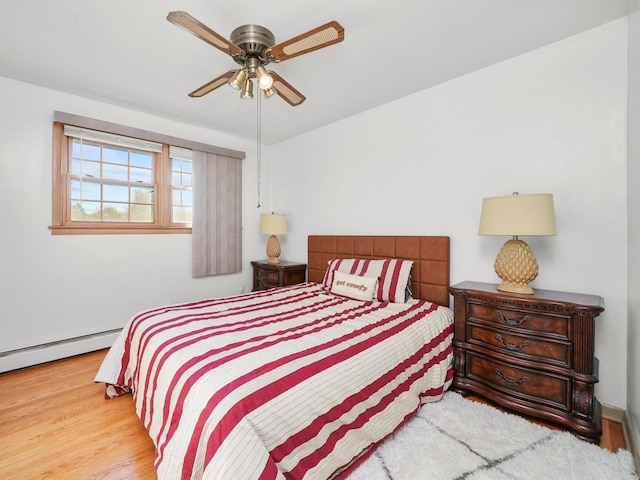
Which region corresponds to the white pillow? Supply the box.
[330,271,378,301]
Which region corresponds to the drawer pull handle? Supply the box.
[494,368,531,386]
[495,334,531,352]
[496,311,531,326]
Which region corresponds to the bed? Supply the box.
[95,235,453,480]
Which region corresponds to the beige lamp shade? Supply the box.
[260,214,287,264]
[479,193,556,295]
[479,194,556,236]
[260,214,288,235]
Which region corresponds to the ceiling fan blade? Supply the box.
[188,70,236,98]
[167,11,244,57]
[267,21,344,63]
[270,72,306,106]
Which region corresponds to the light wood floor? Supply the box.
[0,350,628,479]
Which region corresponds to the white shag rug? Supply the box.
[347,392,638,480]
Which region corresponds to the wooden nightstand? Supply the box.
[449,281,605,443]
[251,261,307,291]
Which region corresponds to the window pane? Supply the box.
[182,190,192,206]
[132,186,154,205]
[130,204,154,222]
[131,151,153,168]
[173,206,192,223]
[71,159,101,177]
[103,184,129,202]
[71,179,101,201]
[181,172,192,187]
[72,140,100,161]
[172,159,193,186]
[172,189,192,207]
[71,201,101,221]
[172,186,192,224]
[102,203,129,222]
[130,166,153,183]
[103,146,128,165]
[102,163,128,181]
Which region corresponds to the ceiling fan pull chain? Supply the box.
[256,92,261,208]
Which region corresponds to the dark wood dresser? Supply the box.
[251,261,307,291]
[449,281,605,443]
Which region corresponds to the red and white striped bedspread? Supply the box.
[95,283,454,480]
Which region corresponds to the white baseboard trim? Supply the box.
[622,414,640,474]
[602,403,625,423]
[604,403,640,472]
[0,329,121,373]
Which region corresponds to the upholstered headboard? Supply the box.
[307,236,450,307]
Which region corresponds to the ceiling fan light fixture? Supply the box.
[255,65,274,90]
[240,78,254,99]
[228,69,247,90]
[263,86,277,99]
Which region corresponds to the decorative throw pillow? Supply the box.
[375,258,414,303]
[322,258,413,303]
[330,270,378,301]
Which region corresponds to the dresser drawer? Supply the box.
[467,353,569,410]
[468,303,568,339]
[257,268,279,287]
[468,324,570,366]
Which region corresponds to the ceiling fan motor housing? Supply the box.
[230,24,275,66]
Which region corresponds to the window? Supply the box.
[169,146,193,224]
[51,123,190,234]
[51,112,244,238]
[67,127,160,224]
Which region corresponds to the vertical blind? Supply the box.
[192,151,242,277]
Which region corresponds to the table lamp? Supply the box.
[260,213,287,264]
[479,193,556,294]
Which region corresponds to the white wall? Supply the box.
[270,20,629,409]
[0,14,631,416]
[627,0,640,463]
[0,76,269,370]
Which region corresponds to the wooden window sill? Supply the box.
[49,225,192,235]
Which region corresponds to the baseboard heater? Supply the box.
[0,329,121,373]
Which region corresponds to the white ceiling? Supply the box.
[0,0,629,145]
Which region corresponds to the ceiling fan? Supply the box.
[167,11,345,106]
